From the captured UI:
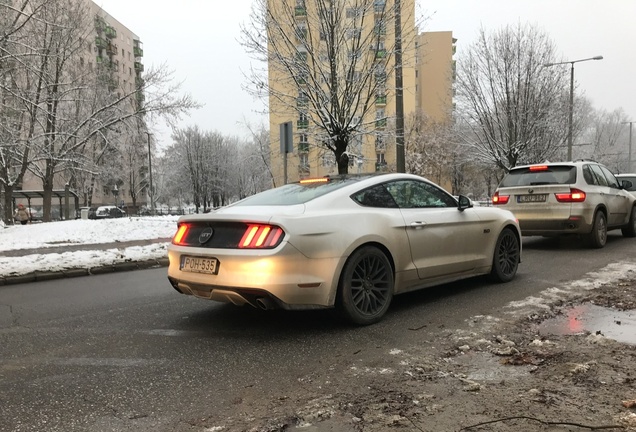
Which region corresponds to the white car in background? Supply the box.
[616,173,636,197]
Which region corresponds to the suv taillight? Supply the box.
[492,192,510,205]
[555,188,586,203]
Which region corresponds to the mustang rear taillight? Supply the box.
[492,192,510,205]
[239,224,284,249]
[555,188,586,203]
[172,224,189,245]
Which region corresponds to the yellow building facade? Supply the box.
[267,0,455,185]
[415,31,456,123]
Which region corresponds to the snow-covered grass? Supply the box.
[0,216,179,277]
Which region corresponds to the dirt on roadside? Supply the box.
[198,274,636,432]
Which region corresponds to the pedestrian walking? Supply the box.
[14,204,31,225]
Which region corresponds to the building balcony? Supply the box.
[375,95,387,105]
[296,96,309,108]
[374,1,386,14]
[375,118,387,128]
[295,28,307,41]
[134,47,144,57]
[107,43,118,56]
[373,26,386,36]
[297,120,309,129]
[134,62,144,72]
[298,142,309,152]
[294,6,307,17]
[375,49,387,59]
[104,25,117,39]
[94,15,105,30]
[95,36,107,49]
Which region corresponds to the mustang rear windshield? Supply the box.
[499,166,576,187]
[233,177,364,206]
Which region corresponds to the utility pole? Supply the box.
[146,132,155,215]
[394,0,405,173]
[623,121,634,172]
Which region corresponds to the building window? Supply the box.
[346,7,362,19]
[299,153,309,168]
[298,133,309,152]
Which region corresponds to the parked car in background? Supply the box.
[492,160,636,248]
[168,173,521,325]
[616,173,636,198]
[76,207,97,219]
[94,205,125,219]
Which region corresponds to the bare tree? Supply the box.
[403,110,456,186]
[0,0,199,223]
[455,23,570,171]
[0,0,52,223]
[241,0,415,174]
[581,107,631,171]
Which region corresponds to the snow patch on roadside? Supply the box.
[504,261,636,317]
[0,243,169,276]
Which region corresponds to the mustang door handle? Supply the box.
[410,221,427,228]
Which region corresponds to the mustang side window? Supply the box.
[385,180,455,208]
[351,184,398,208]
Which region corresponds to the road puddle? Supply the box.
[537,304,636,345]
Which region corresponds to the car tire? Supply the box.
[337,246,394,326]
[587,210,607,248]
[621,206,636,238]
[489,228,520,283]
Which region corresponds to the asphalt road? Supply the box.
[1,232,635,432]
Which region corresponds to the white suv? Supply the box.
[492,160,636,248]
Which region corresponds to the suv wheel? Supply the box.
[587,210,607,248]
[621,206,636,238]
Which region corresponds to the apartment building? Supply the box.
[17,0,147,215]
[416,31,456,123]
[267,0,455,184]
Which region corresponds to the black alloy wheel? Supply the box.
[338,246,394,326]
[490,228,520,283]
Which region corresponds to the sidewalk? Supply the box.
[0,238,171,286]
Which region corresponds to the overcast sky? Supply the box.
[96,0,636,149]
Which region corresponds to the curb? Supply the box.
[0,258,170,286]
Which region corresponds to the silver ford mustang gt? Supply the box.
[167,173,521,325]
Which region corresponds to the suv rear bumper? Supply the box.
[519,217,592,236]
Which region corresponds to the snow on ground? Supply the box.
[0,216,179,277]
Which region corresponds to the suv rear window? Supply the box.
[499,166,576,187]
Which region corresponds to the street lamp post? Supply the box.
[146,132,155,215]
[544,55,603,161]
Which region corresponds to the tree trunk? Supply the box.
[3,184,14,225]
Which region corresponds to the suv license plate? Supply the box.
[518,194,547,203]
[180,256,219,275]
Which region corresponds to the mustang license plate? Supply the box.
[517,194,547,203]
[180,256,219,275]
